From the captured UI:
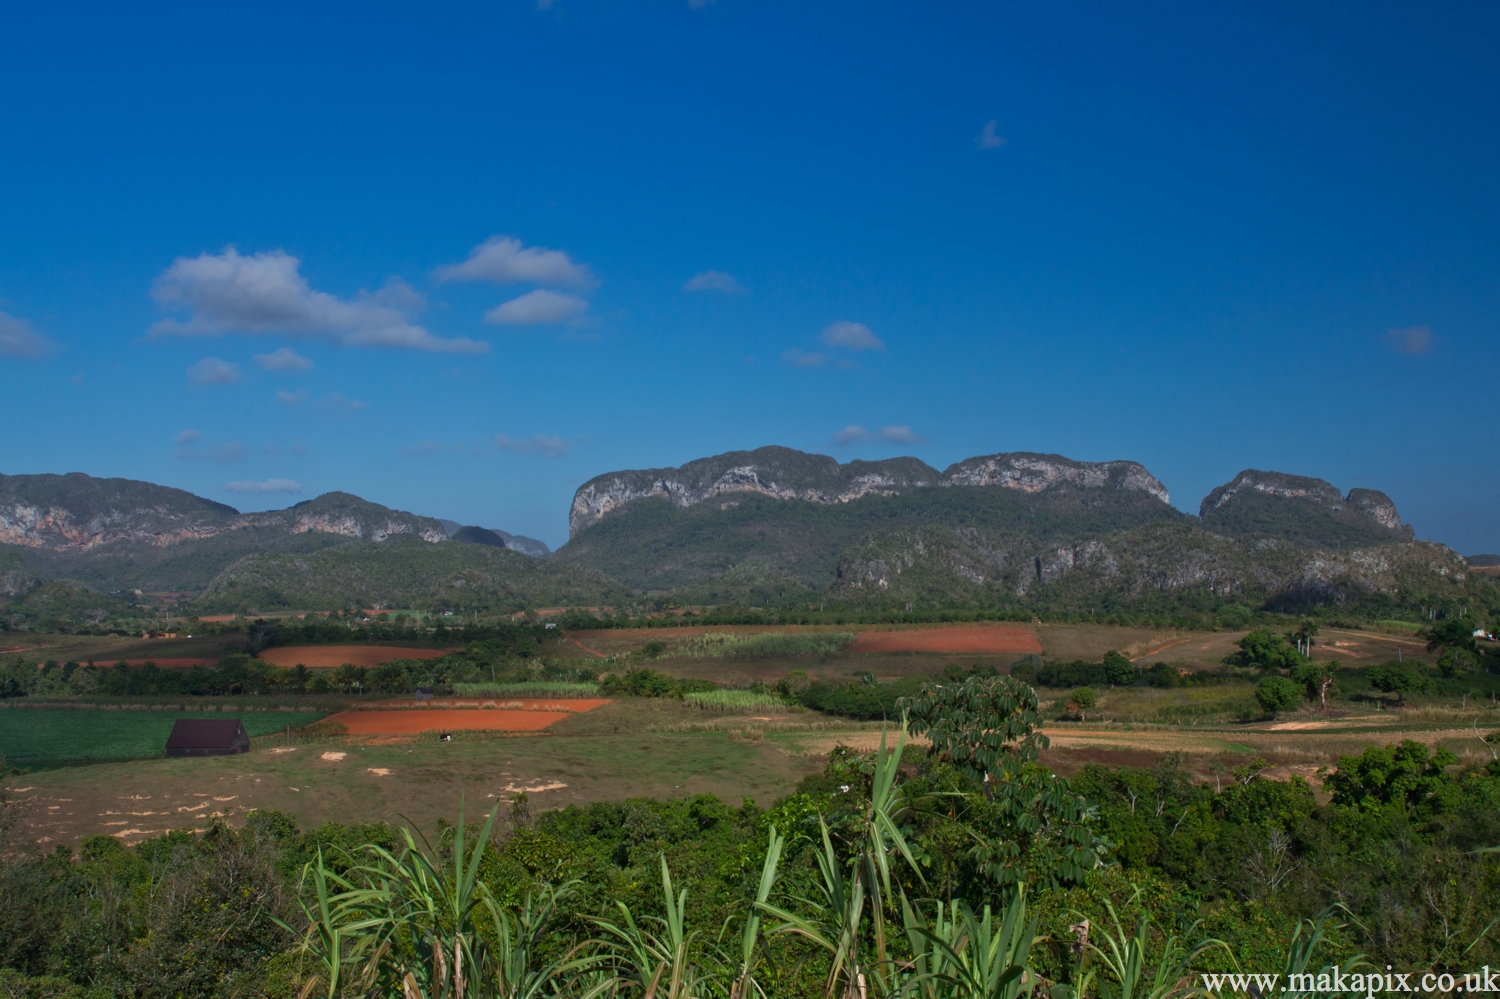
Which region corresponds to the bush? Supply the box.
[1255,675,1301,717]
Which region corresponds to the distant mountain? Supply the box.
[1467,554,1500,567]
[1198,470,1412,549]
[1,472,444,592]
[567,446,1168,536]
[195,535,624,614]
[554,447,1185,594]
[439,519,552,557]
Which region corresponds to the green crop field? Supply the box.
[0,709,327,766]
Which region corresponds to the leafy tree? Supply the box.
[1365,661,1429,703]
[900,675,1103,887]
[1290,660,1338,709]
[1255,676,1301,717]
[1070,687,1098,711]
[1425,617,1478,657]
[1437,647,1477,679]
[1102,650,1134,686]
[1325,740,1458,816]
[1235,630,1306,670]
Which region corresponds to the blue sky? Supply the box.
[1,2,1496,552]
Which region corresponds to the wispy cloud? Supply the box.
[175,431,246,462]
[976,120,1005,149]
[1383,325,1433,355]
[317,393,368,413]
[684,271,745,294]
[484,289,589,326]
[832,424,926,445]
[781,348,826,367]
[495,433,569,457]
[0,310,52,359]
[435,235,596,289]
[187,357,241,386]
[256,346,313,371]
[150,247,487,354]
[820,320,885,352]
[224,478,302,495]
[275,389,310,406]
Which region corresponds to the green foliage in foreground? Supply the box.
[0,708,325,765]
[4,727,1499,998]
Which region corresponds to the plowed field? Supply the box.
[259,646,447,668]
[324,699,610,735]
[850,625,1042,654]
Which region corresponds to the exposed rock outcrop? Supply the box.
[569,446,1170,536]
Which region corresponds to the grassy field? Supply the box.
[0,708,328,766]
[0,621,1480,850]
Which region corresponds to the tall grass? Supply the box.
[675,631,854,659]
[683,690,787,712]
[452,681,599,698]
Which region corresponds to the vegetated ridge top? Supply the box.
[569,445,1170,536]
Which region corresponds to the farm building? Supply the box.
[165,718,250,756]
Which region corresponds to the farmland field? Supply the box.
[848,624,1043,654]
[322,699,611,735]
[0,708,327,766]
[258,645,447,668]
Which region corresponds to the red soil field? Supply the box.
[324,699,609,735]
[258,646,447,669]
[850,625,1043,654]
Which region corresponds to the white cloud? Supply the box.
[224,478,303,495]
[0,310,53,359]
[150,247,487,354]
[496,434,569,457]
[833,425,869,445]
[435,236,596,289]
[174,429,202,444]
[877,425,924,443]
[256,346,313,371]
[176,434,246,462]
[317,393,368,413]
[187,357,241,386]
[484,289,589,326]
[1383,325,1433,355]
[684,270,745,293]
[781,348,826,367]
[275,389,309,406]
[821,321,885,352]
[832,424,926,445]
[976,120,1005,149]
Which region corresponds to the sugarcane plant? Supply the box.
[900,885,1037,999]
[759,724,922,999]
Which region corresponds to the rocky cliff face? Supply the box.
[569,447,1170,536]
[942,453,1171,504]
[1199,470,1406,530]
[1197,470,1412,547]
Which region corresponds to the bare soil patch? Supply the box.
[323,699,610,735]
[850,625,1042,654]
[259,646,448,669]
